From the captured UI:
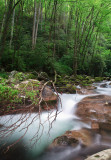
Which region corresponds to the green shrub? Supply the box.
[90,54,106,77]
[0,83,21,104]
[54,62,73,75]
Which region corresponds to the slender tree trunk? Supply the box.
[53,0,57,58]
[0,0,21,59]
[10,0,15,49]
[73,8,79,75]
[32,0,41,49]
[40,3,43,31]
[0,0,13,58]
[0,14,6,41]
[34,1,41,46]
[32,0,37,49]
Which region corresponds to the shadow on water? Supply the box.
[0,142,30,160]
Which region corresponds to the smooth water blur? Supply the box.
[94,81,111,95]
[0,94,89,159]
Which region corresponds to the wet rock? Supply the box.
[50,129,93,148]
[65,129,93,146]
[42,86,57,102]
[85,149,111,160]
[76,85,96,95]
[99,122,111,131]
[91,121,99,130]
[76,95,111,123]
[100,83,107,88]
[49,135,79,148]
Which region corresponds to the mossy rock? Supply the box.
[81,83,91,87]
[8,71,36,84]
[87,80,92,84]
[90,79,95,83]
[81,80,88,84]
[95,77,104,82]
[14,72,36,81]
[85,76,91,80]
[38,72,49,80]
[14,79,40,90]
[76,75,84,80]
[65,84,76,93]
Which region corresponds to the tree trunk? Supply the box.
[0,0,21,59]
[10,0,15,49]
[0,0,13,59]
[32,0,37,49]
[34,1,41,46]
[32,0,41,49]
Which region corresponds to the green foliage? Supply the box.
[95,77,104,82]
[0,0,111,77]
[0,72,9,79]
[0,77,40,107]
[14,72,35,81]
[25,90,39,105]
[90,54,106,77]
[54,62,73,75]
[0,83,21,104]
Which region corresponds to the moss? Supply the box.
[14,72,36,81]
[65,84,76,93]
[82,83,91,86]
[95,77,104,82]
[66,84,72,88]
[85,76,91,80]
[14,80,40,89]
[76,75,84,80]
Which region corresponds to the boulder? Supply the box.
[76,95,111,124]
[42,86,57,102]
[91,121,99,130]
[99,122,111,131]
[14,79,40,90]
[76,85,97,95]
[65,84,76,93]
[95,77,104,82]
[8,71,35,84]
[50,129,93,148]
[38,72,49,80]
[49,135,79,148]
[65,129,93,146]
[14,79,58,110]
[100,83,107,88]
[85,149,111,160]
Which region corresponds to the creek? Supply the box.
[0,81,111,160]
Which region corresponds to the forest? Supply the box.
[0,0,111,77]
[0,1,111,160]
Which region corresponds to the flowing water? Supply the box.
[0,81,111,160]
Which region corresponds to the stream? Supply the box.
[0,81,111,160]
